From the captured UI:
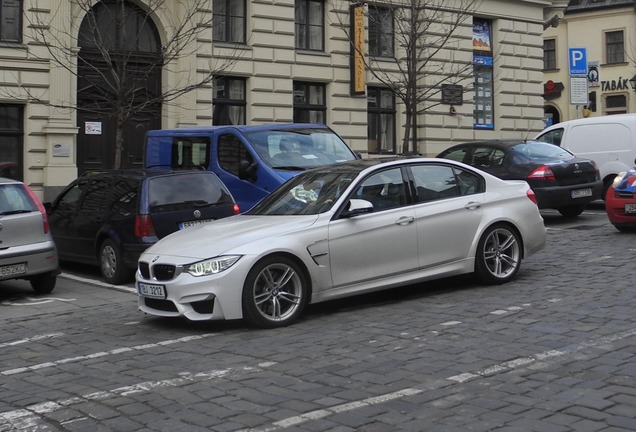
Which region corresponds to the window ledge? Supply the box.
[601,62,628,67]
[295,49,329,57]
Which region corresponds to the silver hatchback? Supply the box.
[0,178,59,293]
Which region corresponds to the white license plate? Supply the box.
[0,263,27,277]
[179,219,214,229]
[571,188,592,199]
[138,282,166,299]
[625,203,636,214]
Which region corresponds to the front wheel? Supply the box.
[99,239,131,285]
[475,224,522,285]
[241,256,309,328]
[29,271,57,294]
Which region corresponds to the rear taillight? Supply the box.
[233,203,240,215]
[527,189,539,205]
[23,184,49,234]
[528,165,555,181]
[135,214,156,237]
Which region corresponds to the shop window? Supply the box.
[473,18,494,130]
[604,94,627,115]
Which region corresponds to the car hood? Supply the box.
[143,214,319,259]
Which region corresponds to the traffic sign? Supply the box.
[569,48,587,76]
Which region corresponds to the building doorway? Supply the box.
[76,0,162,174]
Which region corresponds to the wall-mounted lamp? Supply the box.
[629,74,636,92]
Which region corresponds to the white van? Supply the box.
[535,114,636,198]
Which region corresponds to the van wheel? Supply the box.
[99,239,131,285]
[602,176,615,201]
[557,205,585,218]
[29,271,57,294]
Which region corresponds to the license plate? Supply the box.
[179,219,214,229]
[625,203,636,214]
[0,263,27,277]
[571,188,592,199]
[138,282,166,299]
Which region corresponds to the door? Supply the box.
[328,167,418,289]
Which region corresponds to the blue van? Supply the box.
[143,123,359,210]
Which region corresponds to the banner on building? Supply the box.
[350,4,365,96]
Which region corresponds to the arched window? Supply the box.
[78,0,160,53]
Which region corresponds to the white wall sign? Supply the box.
[570,77,588,105]
[85,121,102,135]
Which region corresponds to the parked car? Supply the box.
[437,140,603,217]
[605,163,636,232]
[143,123,360,210]
[46,170,239,285]
[535,113,636,198]
[0,178,59,293]
[136,158,546,328]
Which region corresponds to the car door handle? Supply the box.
[464,201,481,210]
[395,216,415,225]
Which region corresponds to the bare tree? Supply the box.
[23,0,243,169]
[338,0,481,154]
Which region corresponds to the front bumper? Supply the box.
[136,255,254,321]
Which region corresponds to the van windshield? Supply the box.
[243,127,357,170]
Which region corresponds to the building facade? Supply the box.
[542,0,636,127]
[0,0,567,200]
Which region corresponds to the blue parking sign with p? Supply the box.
[569,48,587,76]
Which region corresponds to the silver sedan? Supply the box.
[136,158,546,328]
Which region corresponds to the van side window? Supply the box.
[218,134,253,176]
[536,128,564,146]
[171,137,210,169]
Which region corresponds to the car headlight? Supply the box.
[184,255,241,277]
[613,172,627,188]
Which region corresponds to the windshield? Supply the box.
[243,127,357,170]
[247,170,358,215]
[511,141,574,163]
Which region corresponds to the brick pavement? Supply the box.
[0,207,634,431]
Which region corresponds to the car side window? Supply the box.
[55,182,87,210]
[535,128,564,146]
[110,179,138,215]
[469,146,505,168]
[440,147,469,163]
[80,178,111,213]
[410,164,461,203]
[218,134,253,176]
[353,168,406,211]
[453,167,483,195]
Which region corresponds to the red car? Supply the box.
[605,167,636,232]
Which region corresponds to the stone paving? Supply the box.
[0,206,634,431]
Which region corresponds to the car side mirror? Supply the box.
[340,198,373,218]
[238,160,257,181]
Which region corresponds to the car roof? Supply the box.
[450,140,546,149]
[79,169,214,181]
[146,123,330,135]
[0,177,22,185]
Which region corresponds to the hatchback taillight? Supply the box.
[135,214,156,237]
[23,184,49,234]
[527,189,539,206]
[233,203,240,215]
[528,165,555,181]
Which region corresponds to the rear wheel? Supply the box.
[241,256,308,328]
[29,271,57,294]
[475,224,522,285]
[99,239,131,285]
[557,205,585,218]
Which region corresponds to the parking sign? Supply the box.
[569,48,587,76]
